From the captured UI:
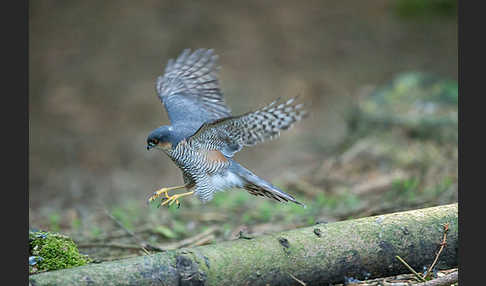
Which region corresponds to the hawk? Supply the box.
[146,49,307,208]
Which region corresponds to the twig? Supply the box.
[287,272,306,286]
[416,271,458,286]
[187,234,215,248]
[396,223,452,284]
[424,223,450,279]
[104,210,163,253]
[395,255,427,282]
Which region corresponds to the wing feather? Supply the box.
[188,97,308,157]
[156,49,231,127]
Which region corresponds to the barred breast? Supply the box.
[166,140,231,202]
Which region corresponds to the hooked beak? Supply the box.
[146,141,171,151]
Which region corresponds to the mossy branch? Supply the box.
[29,204,458,286]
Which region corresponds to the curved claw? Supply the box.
[156,192,171,208]
[147,191,159,205]
[147,185,187,205]
[156,191,195,209]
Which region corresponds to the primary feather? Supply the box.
[156,49,231,129]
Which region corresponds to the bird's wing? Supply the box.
[156,49,232,127]
[188,97,307,157]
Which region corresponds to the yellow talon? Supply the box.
[147,185,186,204]
[158,191,195,208]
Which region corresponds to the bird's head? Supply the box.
[146,126,174,151]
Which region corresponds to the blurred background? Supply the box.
[29,0,457,261]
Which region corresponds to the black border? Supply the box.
[4,0,28,283]
[458,0,477,285]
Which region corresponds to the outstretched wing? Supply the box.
[188,97,307,157]
[156,49,232,127]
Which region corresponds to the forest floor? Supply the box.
[30,72,458,285]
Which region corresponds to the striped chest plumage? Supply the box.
[163,140,231,202]
[166,140,229,181]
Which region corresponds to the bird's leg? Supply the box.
[147,185,186,204]
[159,191,195,208]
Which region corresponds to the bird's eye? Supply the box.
[150,139,158,146]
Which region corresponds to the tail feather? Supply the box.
[231,161,305,207]
[244,183,305,207]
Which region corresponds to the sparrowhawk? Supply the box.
[146,49,307,208]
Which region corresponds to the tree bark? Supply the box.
[29,203,458,286]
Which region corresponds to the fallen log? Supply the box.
[29,203,458,286]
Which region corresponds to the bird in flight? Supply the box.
[146,49,307,208]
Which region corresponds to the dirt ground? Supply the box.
[29,1,457,283]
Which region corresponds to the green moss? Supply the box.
[29,230,90,274]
